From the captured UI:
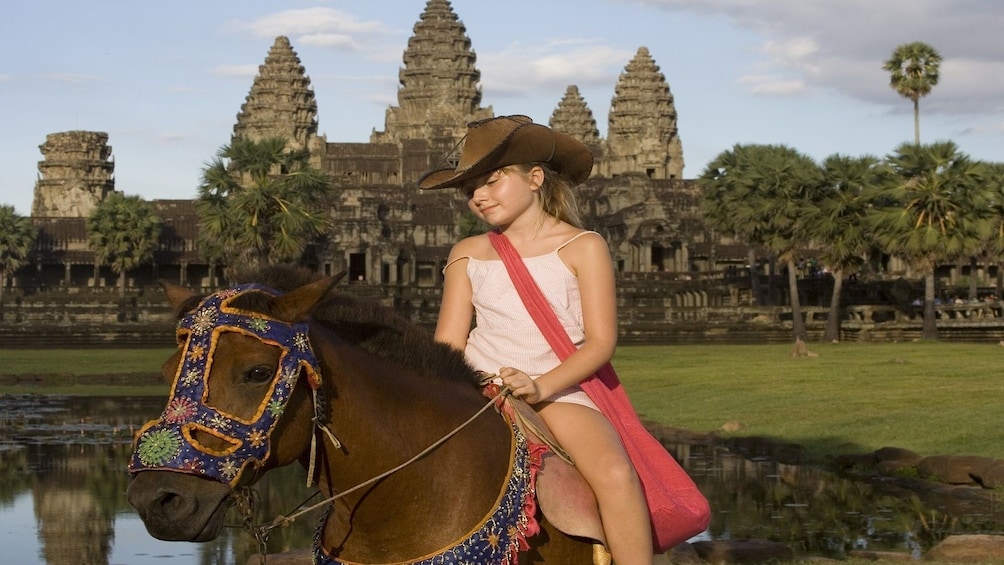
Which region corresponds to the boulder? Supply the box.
[916,455,1000,485]
[925,534,1004,563]
[691,539,793,564]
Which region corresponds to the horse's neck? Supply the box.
[313,335,515,561]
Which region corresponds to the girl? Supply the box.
[419,115,655,564]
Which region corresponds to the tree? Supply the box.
[0,205,38,300]
[979,162,1004,298]
[86,193,163,296]
[866,141,993,340]
[197,136,331,272]
[699,144,824,343]
[883,41,942,145]
[814,155,885,342]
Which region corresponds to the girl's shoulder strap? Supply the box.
[555,230,601,252]
[442,255,470,274]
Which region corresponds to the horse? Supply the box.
[126,265,603,564]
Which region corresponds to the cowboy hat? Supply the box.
[417,115,593,190]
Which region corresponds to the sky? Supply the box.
[2,0,1002,216]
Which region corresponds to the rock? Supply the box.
[667,542,702,563]
[925,534,1004,563]
[244,549,311,565]
[968,458,1004,488]
[847,549,915,561]
[691,539,793,564]
[873,446,923,465]
[916,455,1001,485]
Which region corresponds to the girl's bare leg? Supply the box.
[537,402,654,565]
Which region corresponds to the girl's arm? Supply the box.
[433,241,476,352]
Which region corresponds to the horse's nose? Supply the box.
[127,478,198,527]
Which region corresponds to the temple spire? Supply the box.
[233,36,320,152]
[371,0,492,144]
[549,85,601,147]
[604,47,684,179]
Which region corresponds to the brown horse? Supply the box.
[126,266,598,563]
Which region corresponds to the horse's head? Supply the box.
[127,275,339,542]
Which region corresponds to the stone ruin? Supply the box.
[20,0,741,303]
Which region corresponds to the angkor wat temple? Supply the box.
[15,0,997,345]
[23,0,733,293]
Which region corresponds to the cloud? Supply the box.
[157,132,190,143]
[210,64,259,78]
[227,8,394,48]
[631,0,1004,116]
[738,74,806,97]
[0,74,9,82]
[479,41,634,97]
[298,33,358,50]
[35,73,100,84]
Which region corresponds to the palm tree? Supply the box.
[980,162,1004,298]
[814,155,885,342]
[866,141,993,340]
[883,41,942,145]
[699,144,824,343]
[0,205,38,300]
[86,193,163,296]
[197,136,331,272]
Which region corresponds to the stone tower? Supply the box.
[602,47,684,179]
[31,131,116,218]
[233,36,325,157]
[549,85,601,147]
[370,0,492,148]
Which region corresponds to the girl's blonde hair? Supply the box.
[511,162,583,228]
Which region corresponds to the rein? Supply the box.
[242,380,513,561]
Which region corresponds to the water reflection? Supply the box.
[0,394,1001,564]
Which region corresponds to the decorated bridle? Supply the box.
[128,283,325,487]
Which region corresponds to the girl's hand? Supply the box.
[498,367,543,404]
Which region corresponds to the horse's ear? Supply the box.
[272,274,343,323]
[161,280,198,310]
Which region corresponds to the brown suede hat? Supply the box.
[417,115,593,190]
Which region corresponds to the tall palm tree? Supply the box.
[699,144,824,343]
[980,162,1004,298]
[86,194,163,296]
[197,136,331,272]
[866,141,993,340]
[883,41,942,145]
[0,205,38,300]
[814,155,885,342]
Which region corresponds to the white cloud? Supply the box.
[299,33,358,50]
[157,132,189,143]
[211,64,259,78]
[35,73,99,84]
[479,42,634,97]
[738,74,805,97]
[226,8,395,52]
[630,0,1004,116]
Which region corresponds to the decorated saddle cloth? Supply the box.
[313,419,545,565]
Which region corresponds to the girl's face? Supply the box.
[461,166,540,226]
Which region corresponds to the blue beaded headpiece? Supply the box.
[128,283,322,486]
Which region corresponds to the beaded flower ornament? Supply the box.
[128,283,322,487]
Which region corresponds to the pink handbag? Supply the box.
[488,230,711,552]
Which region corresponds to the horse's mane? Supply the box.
[228,265,480,387]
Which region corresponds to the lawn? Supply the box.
[2,342,1001,462]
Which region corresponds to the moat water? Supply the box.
[1,394,1000,564]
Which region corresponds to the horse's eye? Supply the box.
[245,365,275,384]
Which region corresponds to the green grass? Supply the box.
[3,342,1002,463]
[615,342,1004,463]
[2,348,175,375]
